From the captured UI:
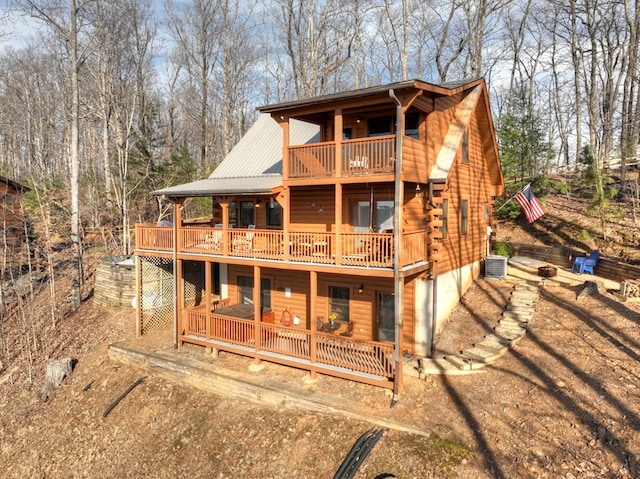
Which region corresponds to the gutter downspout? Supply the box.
[389,89,403,406]
[428,183,438,356]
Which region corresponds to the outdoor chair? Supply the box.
[571,250,600,275]
[340,321,355,337]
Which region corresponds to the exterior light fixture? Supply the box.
[357,284,365,293]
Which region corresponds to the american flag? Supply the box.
[514,184,545,223]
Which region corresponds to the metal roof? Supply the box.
[152,114,319,198]
[258,78,483,114]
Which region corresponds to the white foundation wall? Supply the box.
[413,260,481,357]
[220,264,229,299]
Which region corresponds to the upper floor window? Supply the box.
[461,129,469,164]
[460,199,469,236]
[229,201,255,228]
[266,201,282,228]
[405,112,419,139]
[368,116,393,137]
[441,199,449,239]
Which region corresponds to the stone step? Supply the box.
[506,304,536,313]
[514,284,539,293]
[499,318,528,329]
[444,355,480,371]
[511,288,539,298]
[473,341,509,358]
[488,330,526,345]
[475,337,510,351]
[461,345,505,363]
[420,359,486,375]
[502,310,533,321]
[509,295,537,305]
[483,333,517,347]
[494,325,527,338]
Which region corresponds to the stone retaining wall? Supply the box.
[94,256,136,308]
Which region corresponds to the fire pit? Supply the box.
[538,265,557,278]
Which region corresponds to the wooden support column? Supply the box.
[253,264,262,362]
[216,197,233,255]
[335,108,343,177]
[335,183,343,265]
[205,260,212,338]
[274,115,290,180]
[309,270,318,378]
[282,186,291,261]
[174,199,184,348]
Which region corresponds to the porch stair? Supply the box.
[422,281,540,374]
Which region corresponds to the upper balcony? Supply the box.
[287,135,396,180]
[135,225,428,270]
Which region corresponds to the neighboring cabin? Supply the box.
[134,78,504,395]
[0,176,29,267]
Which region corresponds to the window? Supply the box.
[237,276,271,308]
[376,292,395,342]
[368,116,393,137]
[376,200,394,232]
[460,199,468,236]
[329,286,350,322]
[229,201,255,227]
[405,112,419,139]
[461,129,469,163]
[441,199,449,239]
[351,199,394,233]
[342,127,353,140]
[267,201,282,228]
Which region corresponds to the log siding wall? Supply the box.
[436,105,495,275]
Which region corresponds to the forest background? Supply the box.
[0,0,639,313]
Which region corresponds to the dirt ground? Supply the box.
[1,187,640,478]
[1,271,639,479]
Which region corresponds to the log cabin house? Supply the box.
[1,176,29,263]
[134,78,504,397]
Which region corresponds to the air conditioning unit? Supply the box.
[485,255,507,279]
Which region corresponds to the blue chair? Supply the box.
[571,250,600,275]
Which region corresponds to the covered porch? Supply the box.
[181,305,395,389]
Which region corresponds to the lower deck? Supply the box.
[181,309,396,389]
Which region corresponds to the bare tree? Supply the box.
[273,0,352,99]
[15,0,95,310]
[165,0,224,171]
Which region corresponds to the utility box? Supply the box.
[485,255,507,279]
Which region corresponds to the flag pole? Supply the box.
[497,183,530,212]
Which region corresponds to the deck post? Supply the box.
[335,108,343,177]
[335,182,343,265]
[309,270,318,369]
[205,260,212,338]
[174,199,184,349]
[254,265,262,355]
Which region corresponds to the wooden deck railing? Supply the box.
[288,136,396,179]
[137,225,423,269]
[184,307,395,383]
[340,136,395,175]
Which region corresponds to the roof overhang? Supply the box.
[152,175,282,199]
[259,78,485,115]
